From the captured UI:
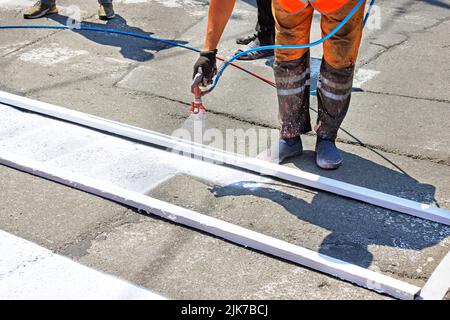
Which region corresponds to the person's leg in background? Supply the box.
[23,0,58,19]
[24,0,115,20]
[255,0,275,45]
[314,0,366,169]
[98,0,115,20]
[258,1,313,163]
[235,0,275,60]
[237,0,274,45]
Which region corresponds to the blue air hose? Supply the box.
[0,0,375,95]
[0,24,201,53]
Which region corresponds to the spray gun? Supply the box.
[190,68,207,115]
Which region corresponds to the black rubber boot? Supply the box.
[257,137,302,164]
[315,59,355,141]
[315,138,343,170]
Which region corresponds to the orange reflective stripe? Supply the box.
[276,0,308,13]
[313,0,350,13]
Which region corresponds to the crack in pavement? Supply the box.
[0,29,63,59]
[359,36,409,68]
[368,42,390,50]
[23,68,129,96]
[112,63,140,87]
[3,8,449,165]
[14,76,450,168]
[0,12,99,59]
[56,207,142,258]
[363,89,450,104]
[173,12,206,41]
[141,90,450,167]
[360,15,450,68]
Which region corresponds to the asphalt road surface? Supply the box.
[0,0,449,299]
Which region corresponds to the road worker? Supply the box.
[193,0,366,169]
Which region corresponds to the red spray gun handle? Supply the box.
[190,70,207,114]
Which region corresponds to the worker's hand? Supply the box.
[193,49,217,86]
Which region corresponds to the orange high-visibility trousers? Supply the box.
[273,0,366,68]
[276,0,350,14]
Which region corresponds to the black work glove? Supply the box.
[193,49,217,86]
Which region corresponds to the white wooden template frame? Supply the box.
[0,150,421,300]
[1,91,448,226]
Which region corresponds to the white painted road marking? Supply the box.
[0,104,269,194]
[0,103,268,299]
[0,229,166,300]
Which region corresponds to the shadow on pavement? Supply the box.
[418,0,450,9]
[241,0,257,8]
[210,150,449,268]
[47,14,189,62]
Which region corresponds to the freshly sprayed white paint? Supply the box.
[0,230,166,300]
[0,104,50,138]
[19,44,88,65]
[0,103,269,194]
